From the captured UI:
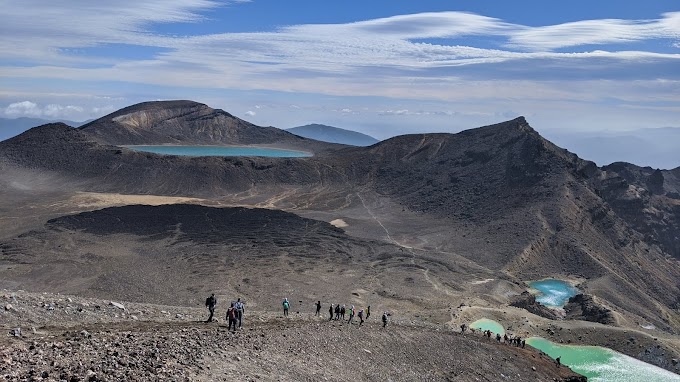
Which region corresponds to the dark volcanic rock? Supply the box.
[47,204,347,246]
[1,108,679,335]
[596,162,680,260]
[510,291,560,320]
[0,204,408,306]
[564,294,616,325]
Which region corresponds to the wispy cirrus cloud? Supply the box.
[2,5,679,70]
[506,12,680,51]
[0,3,679,131]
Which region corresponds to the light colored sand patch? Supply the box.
[330,219,348,228]
[470,278,495,285]
[71,192,205,208]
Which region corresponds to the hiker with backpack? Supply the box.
[315,300,322,316]
[334,304,340,320]
[282,298,290,317]
[226,303,238,332]
[358,309,364,326]
[205,293,217,323]
[234,298,245,329]
[347,305,355,324]
[329,304,334,321]
[340,305,346,320]
[382,312,388,328]
[366,305,370,320]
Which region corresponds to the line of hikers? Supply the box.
[326,303,370,326]
[306,300,390,328]
[207,293,389,329]
[459,323,525,348]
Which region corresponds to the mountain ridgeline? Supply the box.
[0,117,90,142]
[78,100,344,153]
[287,123,380,146]
[1,101,679,347]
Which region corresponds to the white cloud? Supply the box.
[5,101,42,117]
[91,105,116,116]
[2,100,101,120]
[2,6,678,72]
[506,12,680,51]
[245,110,256,116]
[0,5,678,132]
[43,104,84,118]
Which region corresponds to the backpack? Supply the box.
[227,307,236,319]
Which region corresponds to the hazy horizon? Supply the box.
[2,112,678,169]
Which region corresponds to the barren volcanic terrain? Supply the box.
[1,100,679,380]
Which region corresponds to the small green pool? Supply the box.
[526,337,679,382]
[469,318,505,335]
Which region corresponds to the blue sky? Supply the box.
[1,0,679,139]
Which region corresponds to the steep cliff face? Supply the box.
[594,162,680,260]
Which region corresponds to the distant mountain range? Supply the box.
[287,124,379,146]
[0,117,91,141]
[3,113,677,169]
[543,127,680,170]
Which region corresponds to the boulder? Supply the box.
[564,294,616,325]
[509,291,560,320]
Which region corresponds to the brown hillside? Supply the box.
[1,106,679,373]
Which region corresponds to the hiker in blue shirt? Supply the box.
[234,298,245,329]
[282,298,290,317]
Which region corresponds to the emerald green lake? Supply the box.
[528,279,578,307]
[124,145,312,157]
[527,337,679,382]
[469,318,505,335]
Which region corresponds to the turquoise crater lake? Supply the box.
[123,145,313,158]
[528,279,578,307]
[527,337,680,382]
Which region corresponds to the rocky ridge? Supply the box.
[1,291,585,382]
